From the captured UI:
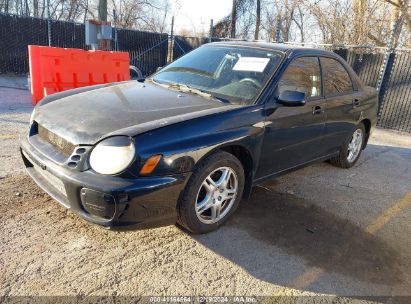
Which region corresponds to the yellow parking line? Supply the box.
[365,192,411,234]
[290,191,411,290]
[0,134,18,139]
[291,266,323,290]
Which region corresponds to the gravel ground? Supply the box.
[0,77,32,178]
[1,78,411,302]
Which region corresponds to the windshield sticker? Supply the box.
[233,57,270,72]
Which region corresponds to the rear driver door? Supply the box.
[320,57,359,154]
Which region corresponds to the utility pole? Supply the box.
[97,0,110,50]
[275,17,282,43]
[209,19,214,43]
[254,0,261,40]
[230,0,237,39]
[98,0,107,22]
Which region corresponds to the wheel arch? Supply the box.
[220,145,254,199]
[195,144,255,200]
[360,118,371,148]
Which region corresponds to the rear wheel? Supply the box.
[177,151,245,234]
[330,123,365,168]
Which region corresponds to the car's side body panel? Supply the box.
[256,98,328,178]
[132,104,266,178]
[323,87,377,153]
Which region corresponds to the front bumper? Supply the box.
[20,135,190,228]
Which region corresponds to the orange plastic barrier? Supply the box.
[28,45,130,105]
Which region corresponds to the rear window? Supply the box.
[320,57,353,96]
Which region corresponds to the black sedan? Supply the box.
[21,42,378,233]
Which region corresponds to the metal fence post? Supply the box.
[46,0,51,46]
[168,16,174,63]
[375,17,402,124]
[113,9,119,51]
[376,18,400,93]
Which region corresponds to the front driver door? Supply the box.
[256,56,327,179]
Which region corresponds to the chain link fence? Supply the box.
[172,36,234,60]
[172,36,209,60]
[332,48,411,133]
[0,13,168,77]
[0,13,49,74]
[122,29,168,76]
[378,51,411,132]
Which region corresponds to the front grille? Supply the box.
[38,124,75,156]
[32,160,67,197]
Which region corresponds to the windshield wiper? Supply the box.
[154,81,231,104]
[168,83,212,99]
[210,95,230,103]
[174,85,231,104]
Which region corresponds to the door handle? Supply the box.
[353,98,360,107]
[312,105,323,115]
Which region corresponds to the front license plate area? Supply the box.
[23,149,67,197]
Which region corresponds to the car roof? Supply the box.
[206,41,337,57]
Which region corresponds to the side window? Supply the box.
[320,57,353,96]
[278,57,321,99]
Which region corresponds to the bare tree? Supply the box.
[214,0,256,39]
[33,0,38,16]
[382,0,411,47]
[292,5,305,42]
[262,0,304,41]
[0,0,170,33]
[303,0,410,47]
[213,16,231,38]
[109,0,169,32]
[1,0,410,47]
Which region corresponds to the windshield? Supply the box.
[152,45,283,104]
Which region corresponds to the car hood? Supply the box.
[35,81,237,145]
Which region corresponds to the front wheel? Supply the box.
[177,151,245,234]
[330,123,366,168]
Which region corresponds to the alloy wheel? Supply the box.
[195,167,238,224]
[347,128,363,163]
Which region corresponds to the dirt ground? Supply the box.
[1,78,411,302]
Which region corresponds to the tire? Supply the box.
[330,123,366,168]
[177,151,245,234]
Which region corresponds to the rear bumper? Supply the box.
[20,135,190,228]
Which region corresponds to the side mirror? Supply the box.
[130,65,143,80]
[277,90,306,106]
[156,66,163,72]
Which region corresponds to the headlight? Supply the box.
[89,136,136,175]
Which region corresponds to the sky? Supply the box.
[169,0,232,35]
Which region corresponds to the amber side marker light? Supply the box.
[140,155,162,175]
